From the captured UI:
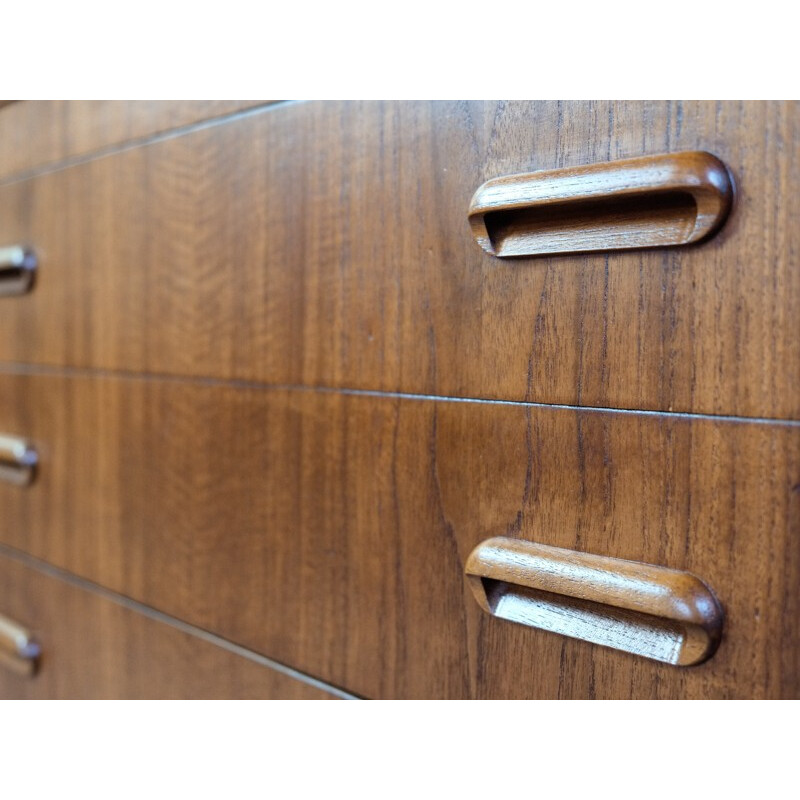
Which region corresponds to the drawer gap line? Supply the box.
[0,541,360,700]
[0,101,298,188]
[0,361,797,428]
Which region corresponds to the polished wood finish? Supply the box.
[468,151,733,257]
[0,371,796,698]
[0,101,796,418]
[0,101,796,700]
[0,100,270,180]
[465,537,723,665]
[0,551,338,699]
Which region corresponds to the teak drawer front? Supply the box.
[0,551,337,699]
[0,101,798,418]
[0,373,797,698]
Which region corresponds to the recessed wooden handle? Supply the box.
[465,537,723,666]
[468,151,733,257]
[0,613,41,677]
[0,245,37,296]
[0,434,38,486]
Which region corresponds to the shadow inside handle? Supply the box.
[481,578,714,666]
[483,190,698,257]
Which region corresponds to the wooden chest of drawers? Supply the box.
[1,100,798,698]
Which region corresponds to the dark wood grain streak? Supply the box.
[0,101,796,418]
[0,373,797,698]
[0,551,338,699]
[0,100,271,181]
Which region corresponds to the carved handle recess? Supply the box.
[0,613,41,676]
[465,537,723,666]
[0,434,38,486]
[0,245,37,296]
[468,151,733,257]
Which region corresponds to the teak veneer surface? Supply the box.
[0,101,797,418]
[0,551,337,699]
[0,100,269,180]
[0,373,797,699]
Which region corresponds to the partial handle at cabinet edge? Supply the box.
[465,537,723,666]
[468,151,733,258]
[0,434,38,487]
[0,613,41,677]
[0,245,37,297]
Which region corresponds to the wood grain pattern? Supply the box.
[0,551,338,699]
[0,371,797,698]
[0,100,271,180]
[0,101,796,418]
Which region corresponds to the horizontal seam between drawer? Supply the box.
[0,360,798,428]
[0,100,298,187]
[0,541,361,700]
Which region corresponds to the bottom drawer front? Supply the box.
[0,552,338,699]
[0,373,798,698]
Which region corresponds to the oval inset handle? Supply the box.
[0,245,37,296]
[468,151,733,257]
[465,537,723,666]
[0,613,41,677]
[0,434,38,486]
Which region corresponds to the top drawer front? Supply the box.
[0,101,797,418]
